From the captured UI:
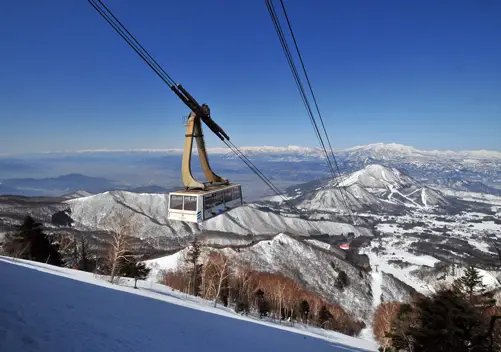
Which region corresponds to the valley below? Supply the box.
[1,143,501,338]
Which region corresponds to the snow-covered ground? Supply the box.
[360,244,439,295]
[439,189,501,206]
[360,236,501,298]
[0,256,378,352]
[144,233,382,320]
[64,191,372,250]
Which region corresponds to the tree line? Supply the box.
[373,266,501,352]
[162,237,365,336]
[1,215,150,288]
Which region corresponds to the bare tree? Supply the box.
[373,302,401,351]
[105,211,135,283]
[185,237,202,296]
[211,252,231,308]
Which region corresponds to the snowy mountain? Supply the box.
[337,164,415,189]
[340,143,501,162]
[0,256,378,352]
[292,164,450,211]
[296,183,392,213]
[65,143,501,161]
[432,178,501,196]
[201,204,371,237]
[62,191,372,250]
[0,173,126,197]
[145,233,416,321]
[66,190,198,247]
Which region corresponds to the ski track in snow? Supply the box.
[0,257,378,352]
[371,270,383,308]
[421,188,428,207]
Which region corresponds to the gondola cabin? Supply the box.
[168,184,242,223]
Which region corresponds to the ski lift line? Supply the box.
[89,0,319,211]
[224,140,301,214]
[278,0,351,199]
[264,0,337,179]
[88,0,231,142]
[267,0,357,232]
[88,0,177,87]
[88,0,342,230]
[266,0,361,235]
[88,0,298,217]
[278,0,338,172]
[265,0,336,179]
[265,0,351,209]
[273,0,352,207]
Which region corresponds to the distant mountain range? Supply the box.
[18,143,501,162]
[0,174,173,197]
[42,142,501,159]
[1,143,500,198]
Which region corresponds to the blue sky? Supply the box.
[1,0,500,154]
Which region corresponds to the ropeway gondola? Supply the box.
[87,0,243,223]
[167,105,243,223]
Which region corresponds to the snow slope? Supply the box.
[66,190,198,246]
[145,234,415,320]
[338,165,415,190]
[292,164,449,211]
[297,184,389,212]
[0,257,378,352]
[65,191,371,250]
[202,205,372,237]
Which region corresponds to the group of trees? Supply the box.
[162,238,365,336]
[1,214,150,288]
[2,216,62,266]
[373,266,501,352]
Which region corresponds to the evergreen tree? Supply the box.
[456,266,484,299]
[335,270,349,290]
[185,237,202,296]
[318,306,333,328]
[51,210,73,227]
[414,289,488,351]
[255,289,270,318]
[234,298,249,315]
[3,216,62,266]
[299,300,310,323]
[453,266,495,308]
[120,258,151,289]
[387,290,490,352]
[78,236,92,272]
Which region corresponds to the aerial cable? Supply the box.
[265,0,361,232]
[264,0,337,179]
[277,0,339,177]
[224,141,301,214]
[88,0,301,218]
[88,0,177,87]
[265,0,353,215]
[272,0,355,222]
[278,0,351,191]
[265,0,336,179]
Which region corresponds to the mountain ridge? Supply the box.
[10,143,501,159]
